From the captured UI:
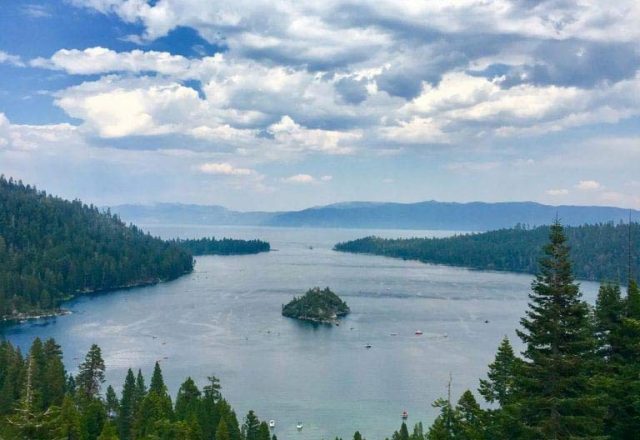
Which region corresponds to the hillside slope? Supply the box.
[335,222,640,283]
[0,177,194,319]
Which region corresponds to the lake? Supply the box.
[0,226,600,440]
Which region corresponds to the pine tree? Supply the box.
[175,377,201,421]
[216,418,231,440]
[454,391,485,440]
[105,385,119,419]
[514,220,603,439]
[54,394,82,440]
[243,410,261,440]
[478,336,518,406]
[42,338,66,409]
[76,344,105,401]
[119,368,136,440]
[258,421,271,440]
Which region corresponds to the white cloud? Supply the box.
[575,180,602,191]
[0,51,24,67]
[282,174,316,184]
[320,175,332,181]
[198,162,254,176]
[546,188,569,196]
[268,116,359,155]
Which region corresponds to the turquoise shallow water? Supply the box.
[1,226,599,440]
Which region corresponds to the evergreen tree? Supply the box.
[514,221,603,438]
[258,421,271,440]
[216,418,231,440]
[42,338,66,409]
[478,336,518,406]
[175,377,202,421]
[105,385,119,419]
[76,344,105,401]
[243,410,261,440]
[97,421,119,440]
[118,368,136,440]
[354,431,363,440]
[55,394,82,440]
[80,399,106,440]
[454,391,485,440]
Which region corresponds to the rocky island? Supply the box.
[282,287,350,324]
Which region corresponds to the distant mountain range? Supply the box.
[111,201,639,231]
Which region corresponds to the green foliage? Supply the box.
[513,221,604,438]
[282,287,350,323]
[478,337,518,406]
[76,344,106,402]
[173,237,270,256]
[335,222,640,283]
[0,176,194,318]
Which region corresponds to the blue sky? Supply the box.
[1,0,639,210]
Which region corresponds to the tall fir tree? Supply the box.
[76,344,105,402]
[514,220,603,439]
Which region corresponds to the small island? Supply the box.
[282,287,350,324]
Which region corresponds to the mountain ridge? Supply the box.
[111,200,639,231]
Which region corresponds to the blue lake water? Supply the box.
[1,226,600,440]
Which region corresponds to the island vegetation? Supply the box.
[334,222,640,283]
[174,237,270,256]
[0,177,194,321]
[1,223,640,439]
[282,287,350,324]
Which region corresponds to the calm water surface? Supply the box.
[1,226,599,440]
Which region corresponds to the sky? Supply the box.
[0,1,639,211]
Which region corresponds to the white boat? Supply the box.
[296,422,303,430]
[415,330,423,335]
[269,420,275,429]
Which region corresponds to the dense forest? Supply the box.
[174,238,270,256]
[0,177,194,320]
[281,287,350,324]
[0,339,275,440]
[2,223,640,439]
[335,222,640,283]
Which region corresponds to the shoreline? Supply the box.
[0,269,193,324]
[1,308,72,324]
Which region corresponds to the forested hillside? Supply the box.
[174,237,270,255]
[335,222,640,283]
[0,177,194,319]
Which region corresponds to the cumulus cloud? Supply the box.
[267,116,359,155]
[282,174,316,184]
[198,162,254,176]
[575,180,602,191]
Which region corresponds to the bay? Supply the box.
[1,226,599,440]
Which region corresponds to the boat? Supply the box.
[365,344,372,349]
[415,330,423,335]
[269,420,275,429]
[390,332,398,336]
[402,410,408,419]
[296,422,303,430]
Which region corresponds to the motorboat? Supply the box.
[415,330,423,335]
[296,422,303,430]
[269,420,275,429]
[365,344,372,349]
[402,410,408,419]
